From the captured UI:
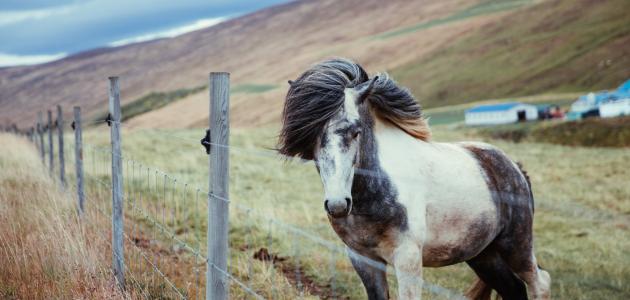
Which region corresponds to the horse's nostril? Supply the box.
[324,200,330,212]
[345,197,351,207]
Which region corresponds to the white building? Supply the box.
[570,92,599,114]
[465,102,538,126]
[600,98,630,118]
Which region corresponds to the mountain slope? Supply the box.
[1,0,629,129]
[391,0,630,106]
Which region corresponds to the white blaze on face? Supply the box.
[315,89,362,216]
[343,88,361,122]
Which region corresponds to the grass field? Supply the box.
[23,121,623,299]
[0,134,122,299]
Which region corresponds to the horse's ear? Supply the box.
[355,76,378,105]
[288,80,294,86]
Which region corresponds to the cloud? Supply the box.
[109,16,227,47]
[0,52,66,67]
[0,0,288,56]
[0,5,75,26]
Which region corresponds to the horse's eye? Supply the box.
[351,130,361,139]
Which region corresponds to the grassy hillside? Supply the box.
[393,0,630,107]
[2,0,629,130]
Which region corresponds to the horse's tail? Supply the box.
[516,161,534,214]
[465,277,493,300]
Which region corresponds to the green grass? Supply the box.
[474,116,630,147]
[390,0,630,108]
[232,84,278,94]
[374,0,531,39]
[90,83,277,126]
[93,85,206,123]
[52,123,630,299]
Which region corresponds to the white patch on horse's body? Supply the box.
[373,120,498,267]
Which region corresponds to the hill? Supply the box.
[1,0,629,129]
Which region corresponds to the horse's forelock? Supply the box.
[278,58,368,160]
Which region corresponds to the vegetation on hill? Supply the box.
[120,86,205,122]
[232,83,278,94]
[477,116,630,147]
[375,0,531,39]
[392,0,630,108]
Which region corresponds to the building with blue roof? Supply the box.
[465,102,538,126]
[569,79,630,120]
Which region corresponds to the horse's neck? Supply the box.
[352,118,426,205]
[371,118,431,164]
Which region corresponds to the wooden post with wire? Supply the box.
[109,76,125,290]
[207,72,230,300]
[47,110,54,175]
[37,112,45,164]
[73,106,85,216]
[57,105,66,187]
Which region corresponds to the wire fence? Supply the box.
[6,73,626,300]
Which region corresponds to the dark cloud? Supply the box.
[0,0,289,56]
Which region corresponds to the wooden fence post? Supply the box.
[57,105,66,188]
[207,72,230,300]
[38,112,45,164]
[109,76,125,290]
[47,110,54,175]
[74,107,85,216]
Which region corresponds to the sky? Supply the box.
[0,0,289,67]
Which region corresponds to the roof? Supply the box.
[466,102,529,113]
[618,79,630,94]
[576,90,628,105]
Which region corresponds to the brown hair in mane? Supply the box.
[366,73,431,141]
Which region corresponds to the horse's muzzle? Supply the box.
[325,197,352,218]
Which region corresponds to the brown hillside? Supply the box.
[1,0,628,129]
[0,0,476,128]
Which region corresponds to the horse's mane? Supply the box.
[367,73,432,141]
[278,58,430,160]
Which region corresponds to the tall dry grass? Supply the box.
[0,133,121,299]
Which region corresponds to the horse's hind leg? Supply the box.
[495,215,551,298]
[503,250,551,300]
[464,277,492,300]
[466,246,528,300]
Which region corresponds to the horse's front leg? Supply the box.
[348,249,389,300]
[393,240,423,299]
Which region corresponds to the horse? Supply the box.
[278,58,551,300]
